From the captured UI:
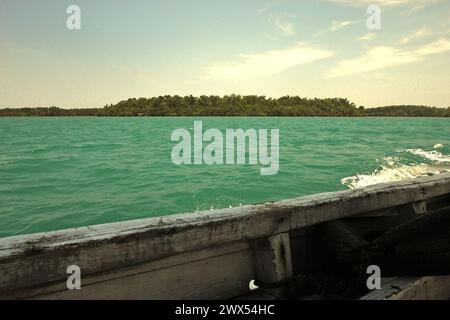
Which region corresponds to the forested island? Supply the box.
[1,95,449,117]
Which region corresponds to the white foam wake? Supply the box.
[406,148,450,163]
[342,145,450,189]
[341,164,449,189]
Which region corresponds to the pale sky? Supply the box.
[0,0,449,108]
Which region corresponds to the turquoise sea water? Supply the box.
[1,117,449,238]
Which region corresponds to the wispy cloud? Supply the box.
[399,25,450,45]
[257,9,297,37]
[269,15,296,36]
[331,20,358,31]
[359,32,377,41]
[326,38,450,78]
[317,20,359,36]
[403,0,443,14]
[401,28,432,43]
[203,43,334,79]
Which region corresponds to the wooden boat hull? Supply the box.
[0,173,450,300]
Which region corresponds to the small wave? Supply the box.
[341,164,450,189]
[342,148,450,189]
[434,144,444,149]
[406,148,450,163]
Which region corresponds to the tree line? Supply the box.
[0,95,449,117]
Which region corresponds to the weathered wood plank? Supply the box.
[252,233,293,284]
[2,241,253,300]
[411,201,427,215]
[360,277,419,300]
[1,173,450,295]
[360,276,450,300]
[389,276,450,300]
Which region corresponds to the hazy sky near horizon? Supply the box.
[1,0,450,108]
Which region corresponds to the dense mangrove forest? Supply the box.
[1,95,449,117]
